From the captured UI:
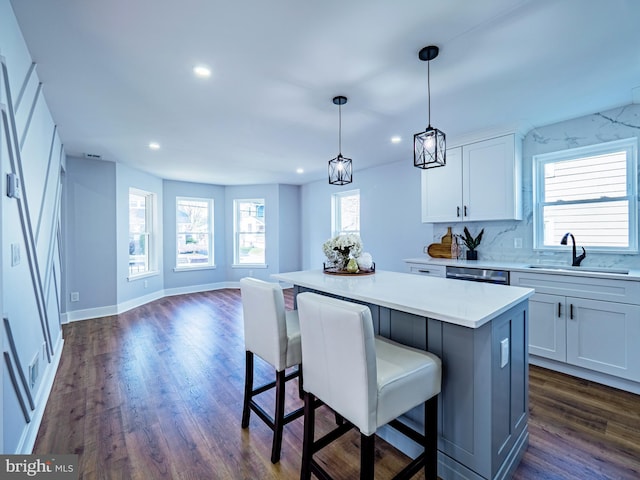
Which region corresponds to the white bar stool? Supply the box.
[297,292,442,479]
[239,277,304,463]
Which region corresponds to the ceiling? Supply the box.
[9,0,640,186]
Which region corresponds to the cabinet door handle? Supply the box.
[558,302,562,318]
[464,205,468,217]
[456,206,461,217]
[570,304,574,320]
[418,269,431,274]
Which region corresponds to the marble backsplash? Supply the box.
[432,103,640,271]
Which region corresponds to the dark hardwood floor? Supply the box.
[34,289,640,479]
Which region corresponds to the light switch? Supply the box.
[500,338,509,368]
[6,173,22,199]
[11,243,20,266]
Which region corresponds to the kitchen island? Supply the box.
[272,270,534,480]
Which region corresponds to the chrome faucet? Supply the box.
[561,232,586,266]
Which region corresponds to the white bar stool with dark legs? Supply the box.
[239,277,304,464]
[297,292,442,480]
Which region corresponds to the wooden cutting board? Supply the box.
[426,227,454,258]
[427,243,452,258]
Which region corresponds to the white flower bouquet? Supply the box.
[322,233,363,269]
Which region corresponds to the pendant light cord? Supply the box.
[427,60,431,127]
[338,103,342,155]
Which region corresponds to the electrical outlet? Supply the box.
[70,292,79,302]
[500,338,510,368]
[514,238,523,249]
[143,279,148,288]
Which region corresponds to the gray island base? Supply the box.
[272,270,533,480]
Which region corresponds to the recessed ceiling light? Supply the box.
[193,65,211,78]
[296,168,304,174]
[148,142,160,150]
[391,136,402,144]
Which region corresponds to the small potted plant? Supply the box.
[459,227,484,260]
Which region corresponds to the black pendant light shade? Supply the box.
[414,45,446,169]
[328,96,353,185]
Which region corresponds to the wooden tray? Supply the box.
[427,243,452,258]
[323,268,375,276]
[323,263,375,276]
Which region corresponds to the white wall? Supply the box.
[1,0,64,453]
[64,156,117,313]
[224,184,303,282]
[162,179,227,291]
[301,158,434,272]
[115,163,164,306]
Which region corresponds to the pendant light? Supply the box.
[414,45,446,169]
[328,95,353,185]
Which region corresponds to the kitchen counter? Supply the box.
[273,269,533,328]
[272,269,532,480]
[404,257,640,281]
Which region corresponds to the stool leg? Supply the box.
[360,432,375,480]
[271,369,286,463]
[300,391,316,480]
[297,365,304,400]
[424,396,438,480]
[241,351,253,429]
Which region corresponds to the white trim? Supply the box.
[16,336,64,454]
[64,304,118,323]
[232,263,268,269]
[532,137,638,253]
[173,265,217,272]
[64,282,236,322]
[127,270,159,282]
[163,281,233,297]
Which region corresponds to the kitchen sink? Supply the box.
[525,265,629,275]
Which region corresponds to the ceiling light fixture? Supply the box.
[328,96,353,186]
[391,136,402,144]
[193,65,211,78]
[414,45,446,169]
[148,142,160,150]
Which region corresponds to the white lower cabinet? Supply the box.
[527,292,566,361]
[511,271,640,383]
[566,297,640,381]
[405,262,446,278]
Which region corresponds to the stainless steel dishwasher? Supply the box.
[445,265,510,285]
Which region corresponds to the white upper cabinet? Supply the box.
[421,133,523,223]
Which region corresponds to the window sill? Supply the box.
[232,264,268,269]
[173,265,217,272]
[127,271,159,282]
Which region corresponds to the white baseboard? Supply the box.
[15,335,64,454]
[64,282,238,323]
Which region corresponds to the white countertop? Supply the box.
[272,270,533,329]
[404,257,640,281]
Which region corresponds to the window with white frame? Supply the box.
[331,189,360,237]
[533,137,638,252]
[234,199,265,265]
[128,188,156,276]
[176,197,214,268]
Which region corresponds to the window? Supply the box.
[129,188,156,276]
[176,197,214,268]
[332,189,360,237]
[234,199,266,265]
[533,138,637,252]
